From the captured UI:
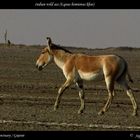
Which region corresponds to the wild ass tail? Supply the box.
[127,70,133,83]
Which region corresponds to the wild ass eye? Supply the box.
[41,51,46,54]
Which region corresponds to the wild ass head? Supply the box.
[36,37,53,71]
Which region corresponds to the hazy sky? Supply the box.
[0,10,140,48]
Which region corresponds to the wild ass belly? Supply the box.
[78,70,104,81]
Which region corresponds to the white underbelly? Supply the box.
[78,70,104,81]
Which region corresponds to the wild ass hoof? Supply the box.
[98,110,105,115]
[78,109,84,114]
[132,111,138,116]
[54,105,58,111]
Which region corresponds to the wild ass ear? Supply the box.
[46,37,52,46]
[46,37,52,52]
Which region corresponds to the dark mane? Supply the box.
[51,43,72,54]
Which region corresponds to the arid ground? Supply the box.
[0,44,140,131]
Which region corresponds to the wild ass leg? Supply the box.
[126,89,137,116]
[54,78,73,111]
[76,79,85,114]
[98,77,114,115]
[117,79,138,116]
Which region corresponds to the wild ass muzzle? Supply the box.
[36,37,138,116]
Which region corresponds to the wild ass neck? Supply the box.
[52,49,72,69]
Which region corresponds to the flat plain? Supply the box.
[0,44,140,131]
